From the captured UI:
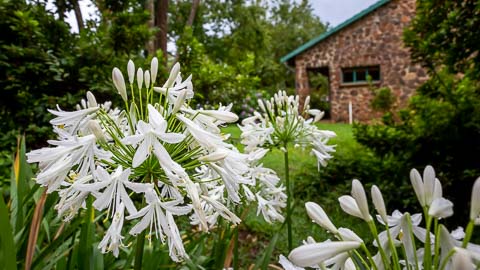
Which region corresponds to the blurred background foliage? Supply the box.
[0,0,326,184]
[1,0,480,267]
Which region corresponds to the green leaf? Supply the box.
[0,192,17,270]
[10,136,33,235]
[253,231,280,270]
[78,196,95,270]
[31,216,83,269]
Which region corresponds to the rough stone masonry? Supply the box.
[292,0,428,122]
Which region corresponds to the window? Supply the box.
[341,66,380,84]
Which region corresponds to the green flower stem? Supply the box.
[405,213,420,270]
[146,86,150,108]
[399,242,412,270]
[423,209,433,270]
[384,224,401,270]
[433,219,441,269]
[353,249,371,270]
[284,144,292,251]
[134,230,146,270]
[368,220,389,269]
[462,220,475,248]
[139,86,144,119]
[130,84,136,106]
[360,243,378,270]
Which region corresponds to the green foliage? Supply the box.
[404,0,480,80]
[370,87,395,113]
[0,189,16,270]
[351,0,480,222]
[171,0,327,110]
[0,0,154,183]
[308,72,330,116]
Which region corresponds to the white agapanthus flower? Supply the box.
[239,90,335,169]
[27,58,285,262]
[282,166,480,270]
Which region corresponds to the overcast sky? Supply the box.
[58,0,381,32]
[311,0,379,27]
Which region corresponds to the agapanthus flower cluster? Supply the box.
[27,58,285,261]
[239,90,336,169]
[280,166,480,270]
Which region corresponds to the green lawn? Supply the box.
[221,123,373,264]
[222,122,358,180]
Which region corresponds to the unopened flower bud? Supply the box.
[136,68,143,90]
[151,57,158,84]
[127,60,135,84]
[172,90,187,114]
[351,179,372,221]
[198,150,228,162]
[470,177,480,221]
[258,99,266,112]
[112,68,127,102]
[305,202,337,234]
[86,91,97,108]
[144,70,151,88]
[304,96,310,109]
[164,63,180,88]
[371,185,387,223]
[88,120,106,143]
[200,110,239,123]
[288,241,360,267]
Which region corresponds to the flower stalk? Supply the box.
[284,144,292,251]
[279,165,480,270]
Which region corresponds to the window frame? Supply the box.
[341,66,381,85]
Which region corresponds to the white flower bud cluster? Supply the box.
[239,90,336,170]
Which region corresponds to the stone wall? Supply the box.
[294,0,428,122]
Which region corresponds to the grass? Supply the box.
[221,123,374,267]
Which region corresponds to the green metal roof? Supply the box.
[280,0,391,63]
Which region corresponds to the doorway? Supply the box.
[307,67,331,119]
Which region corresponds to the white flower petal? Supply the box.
[338,195,364,220]
[127,60,135,84]
[151,57,158,84]
[305,202,337,234]
[351,179,371,221]
[410,168,425,206]
[423,165,436,205]
[279,255,305,270]
[132,139,151,168]
[429,197,454,218]
[288,241,360,267]
[470,177,480,221]
[372,185,387,223]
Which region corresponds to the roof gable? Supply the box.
[280,0,391,63]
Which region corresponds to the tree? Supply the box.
[155,0,168,65]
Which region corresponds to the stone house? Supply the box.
[281,0,428,122]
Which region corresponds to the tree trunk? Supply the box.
[71,0,84,31]
[155,0,168,67]
[146,0,155,55]
[174,0,200,64]
[186,0,200,26]
[55,0,67,21]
